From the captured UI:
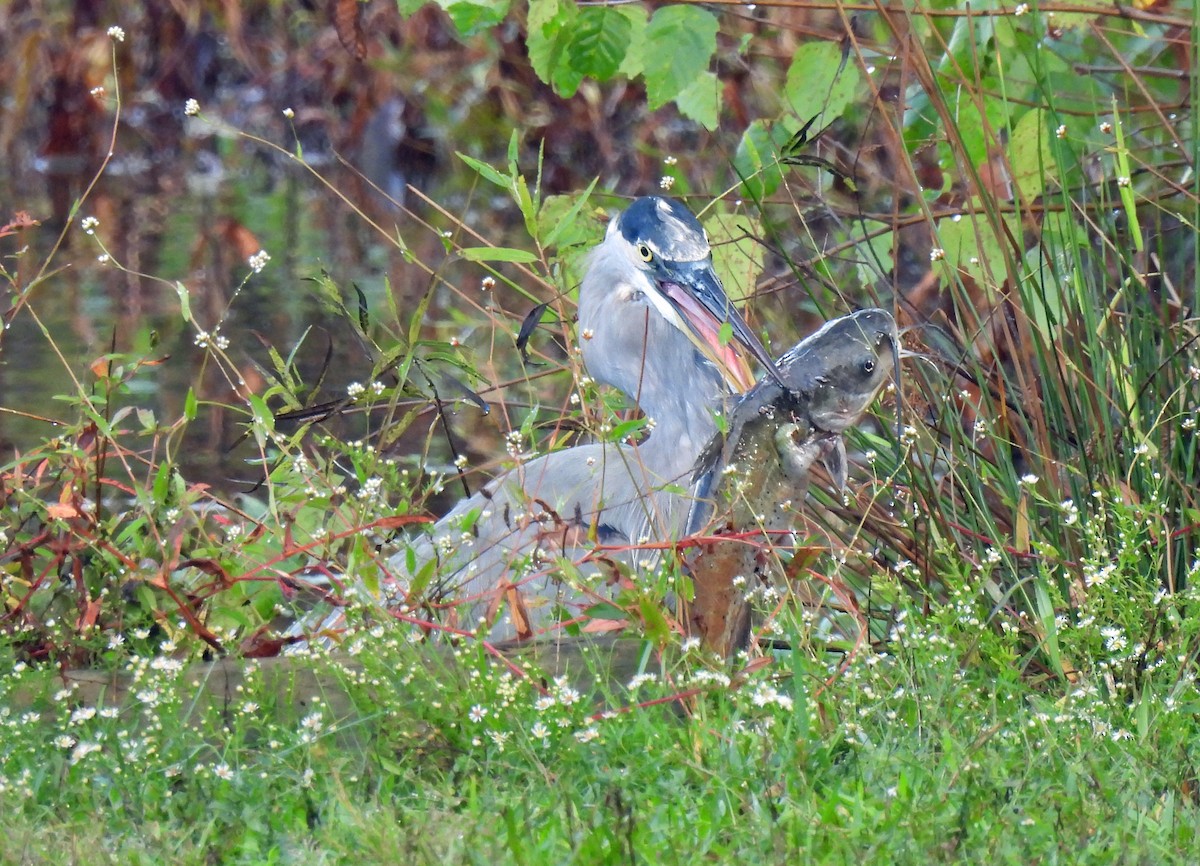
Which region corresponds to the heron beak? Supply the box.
[656,259,784,393]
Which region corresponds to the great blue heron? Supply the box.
[295,196,782,643]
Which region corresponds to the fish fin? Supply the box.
[775,423,821,480]
[822,437,848,491]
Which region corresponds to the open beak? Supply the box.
[656,259,784,393]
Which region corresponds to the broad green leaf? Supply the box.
[538,179,600,250]
[615,4,648,79]
[566,7,631,80]
[784,41,862,125]
[952,88,1009,170]
[458,246,539,264]
[855,229,894,290]
[676,71,720,131]
[638,595,671,646]
[1008,108,1055,204]
[527,0,583,97]
[732,120,786,200]
[643,5,718,110]
[703,211,764,302]
[437,0,509,36]
[935,208,1020,288]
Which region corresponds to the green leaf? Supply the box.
[1008,108,1055,204]
[457,152,511,189]
[566,7,631,80]
[676,71,720,131]
[437,0,509,36]
[538,179,599,250]
[173,281,192,323]
[783,41,862,125]
[703,211,764,302]
[527,0,583,97]
[643,5,718,110]
[732,120,786,200]
[458,246,539,264]
[638,595,671,646]
[183,387,198,421]
[935,207,1020,288]
[615,5,648,78]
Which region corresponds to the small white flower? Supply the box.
[70,742,102,764]
[929,247,945,262]
[468,705,487,723]
[213,763,235,781]
[1100,121,1113,134]
[54,734,77,749]
[107,26,125,42]
[248,249,271,272]
[1020,473,1039,485]
[659,175,675,191]
[1055,124,1067,139]
[574,726,600,743]
[283,107,295,119]
[1116,176,1131,188]
[347,382,366,399]
[481,276,496,291]
[184,98,200,117]
[663,155,678,166]
[1014,3,1029,15]
[90,86,105,98]
[81,216,99,235]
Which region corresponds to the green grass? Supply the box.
[3,572,1199,863]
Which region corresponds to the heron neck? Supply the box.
[628,371,732,479]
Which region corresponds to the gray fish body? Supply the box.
[682,309,898,653]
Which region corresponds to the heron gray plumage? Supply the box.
[388,196,781,640]
[286,197,778,643]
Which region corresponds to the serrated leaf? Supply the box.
[458,246,539,263]
[566,7,630,80]
[643,5,718,110]
[676,71,720,130]
[784,40,862,125]
[527,0,583,97]
[615,5,648,78]
[438,0,509,36]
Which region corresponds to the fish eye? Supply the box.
[861,358,876,375]
[637,243,654,263]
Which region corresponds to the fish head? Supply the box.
[781,308,897,433]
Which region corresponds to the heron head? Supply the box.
[582,196,780,395]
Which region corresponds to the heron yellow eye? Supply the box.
[637,244,653,263]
